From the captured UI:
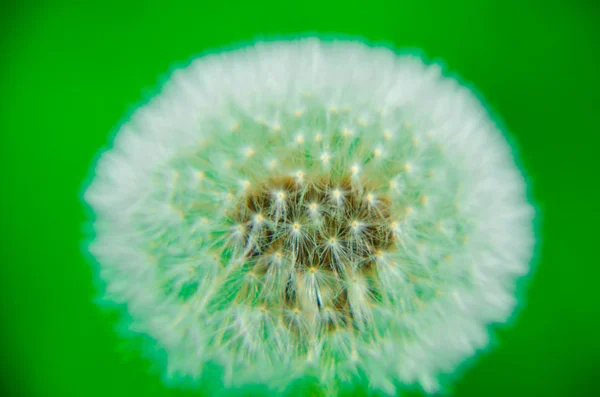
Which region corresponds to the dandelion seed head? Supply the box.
[84,38,535,395]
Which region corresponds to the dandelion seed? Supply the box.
[320,151,330,166]
[83,37,535,396]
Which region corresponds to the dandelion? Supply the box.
[83,38,535,395]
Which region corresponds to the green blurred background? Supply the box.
[1,0,598,396]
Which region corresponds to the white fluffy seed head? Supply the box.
[83,37,535,396]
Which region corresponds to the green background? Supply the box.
[1,1,598,396]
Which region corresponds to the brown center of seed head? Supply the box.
[227,175,395,333]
